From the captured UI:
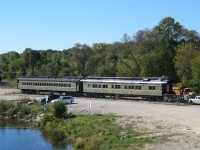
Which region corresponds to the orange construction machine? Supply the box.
[172,86,197,98]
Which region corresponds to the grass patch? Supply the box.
[38,114,153,149]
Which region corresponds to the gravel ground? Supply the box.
[68,98,200,150]
[1,88,200,149]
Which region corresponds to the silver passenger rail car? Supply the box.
[17,76,83,95]
[80,77,174,99]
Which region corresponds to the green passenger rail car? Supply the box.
[17,77,82,95]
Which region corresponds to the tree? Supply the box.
[154,17,183,46]
[153,17,184,78]
[191,55,200,92]
[140,49,167,77]
[21,48,41,76]
[174,42,200,85]
[114,34,141,77]
[70,43,94,77]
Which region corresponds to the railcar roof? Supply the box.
[18,77,82,82]
[80,78,171,84]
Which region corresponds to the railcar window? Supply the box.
[103,85,108,88]
[115,85,120,89]
[149,86,156,90]
[112,85,114,89]
[88,84,91,87]
[135,86,141,90]
[93,84,98,88]
[99,84,101,88]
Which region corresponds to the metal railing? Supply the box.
[163,94,189,104]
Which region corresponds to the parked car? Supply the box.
[189,96,200,104]
[50,96,74,104]
[39,95,60,103]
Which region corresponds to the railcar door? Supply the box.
[162,84,171,94]
[77,82,83,93]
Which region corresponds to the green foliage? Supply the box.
[174,42,200,85]
[1,17,200,90]
[50,101,67,118]
[191,55,200,93]
[0,99,45,120]
[0,101,15,116]
[16,105,31,119]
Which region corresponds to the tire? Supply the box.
[190,100,194,105]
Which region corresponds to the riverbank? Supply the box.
[0,99,160,149]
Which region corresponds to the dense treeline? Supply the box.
[1,17,200,92]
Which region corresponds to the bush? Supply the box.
[0,100,16,117]
[51,101,67,118]
[75,142,85,149]
[16,105,31,119]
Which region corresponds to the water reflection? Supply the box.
[0,120,73,150]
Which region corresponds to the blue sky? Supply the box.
[0,0,199,54]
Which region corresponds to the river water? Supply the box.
[0,121,73,150]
